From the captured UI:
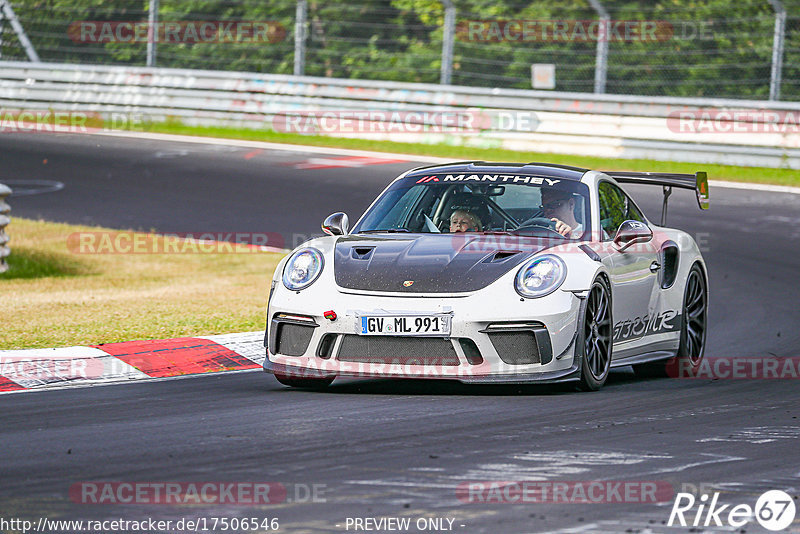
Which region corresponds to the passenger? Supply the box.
[449,209,483,233]
[541,189,583,238]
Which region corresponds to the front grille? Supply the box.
[488,331,541,365]
[337,335,460,366]
[275,323,315,356]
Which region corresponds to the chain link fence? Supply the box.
[1,0,799,101]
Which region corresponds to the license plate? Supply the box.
[358,315,451,336]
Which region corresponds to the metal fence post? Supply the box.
[0,0,39,62]
[146,0,158,67]
[768,0,786,101]
[294,0,307,76]
[1,8,5,60]
[440,0,455,85]
[0,183,11,273]
[588,0,609,94]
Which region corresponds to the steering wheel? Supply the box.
[513,217,565,238]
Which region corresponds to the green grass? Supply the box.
[142,120,800,187]
[2,247,94,279]
[1,218,283,349]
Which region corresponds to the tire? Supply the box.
[634,263,708,378]
[577,277,613,391]
[274,372,334,389]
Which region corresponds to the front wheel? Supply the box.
[577,277,613,391]
[274,372,334,390]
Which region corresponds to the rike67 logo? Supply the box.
[668,489,796,531]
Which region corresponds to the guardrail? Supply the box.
[0,183,11,273]
[1,61,799,169]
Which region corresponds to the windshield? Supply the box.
[352,174,591,240]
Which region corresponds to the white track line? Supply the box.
[0,367,263,396]
[708,179,800,195]
[94,130,452,163]
[92,130,800,195]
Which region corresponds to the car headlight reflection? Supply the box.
[515,255,567,298]
[283,248,324,290]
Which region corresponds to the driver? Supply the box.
[541,189,583,238]
[449,209,483,233]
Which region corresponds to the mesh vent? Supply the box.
[488,332,541,365]
[317,334,337,359]
[338,335,460,366]
[459,338,484,365]
[275,323,315,356]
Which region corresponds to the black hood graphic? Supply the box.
[333,234,555,293]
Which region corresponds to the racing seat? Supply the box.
[439,193,492,232]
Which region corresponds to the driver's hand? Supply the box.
[551,218,572,237]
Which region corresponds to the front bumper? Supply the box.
[264,359,582,384]
[263,282,584,384]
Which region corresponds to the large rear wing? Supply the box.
[602,171,709,226]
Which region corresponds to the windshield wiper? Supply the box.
[358,228,411,233]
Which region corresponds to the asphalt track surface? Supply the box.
[2,133,800,533]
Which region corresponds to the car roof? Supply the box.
[404,161,589,181]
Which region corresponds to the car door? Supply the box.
[597,182,660,346]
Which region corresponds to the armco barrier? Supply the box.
[1,61,799,168]
[0,183,10,273]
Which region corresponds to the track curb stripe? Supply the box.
[0,375,26,392]
[0,332,264,394]
[93,337,260,378]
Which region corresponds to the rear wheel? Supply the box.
[577,277,613,391]
[274,372,334,389]
[634,263,707,378]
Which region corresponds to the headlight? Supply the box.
[515,254,567,298]
[282,248,324,290]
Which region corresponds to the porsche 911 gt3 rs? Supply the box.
[263,162,710,391]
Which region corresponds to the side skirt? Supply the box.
[610,349,678,368]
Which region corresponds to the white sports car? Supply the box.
[263,162,709,390]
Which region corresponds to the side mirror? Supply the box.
[613,220,652,252]
[322,212,349,236]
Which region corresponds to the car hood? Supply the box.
[333,234,554,293]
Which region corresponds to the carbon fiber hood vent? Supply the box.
[334,234,552,293]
